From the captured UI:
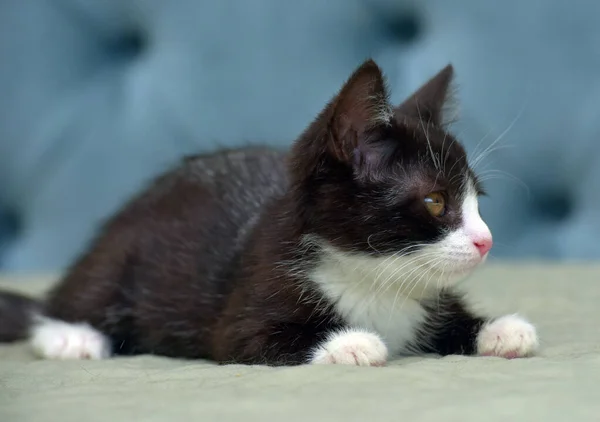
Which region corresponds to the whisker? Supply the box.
[387,256,445,329]
[476,169,531,198]
[382,259,434,329]
[417,104,439,170]
[469,127,495,165]
[363,251,441,310]
[373,251,441,296]
[399,257,444,306]
[470,100,528,170]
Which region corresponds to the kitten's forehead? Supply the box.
[415,126,467,166]
[392,118,468,162]
[389,122,473,193]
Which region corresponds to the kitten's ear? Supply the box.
[326,59,392,163]
[290,60,392,182]
[395,64,456,127]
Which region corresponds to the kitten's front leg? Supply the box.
[421,292,539,359]
[310,328,388,366]
[214,311,388,366]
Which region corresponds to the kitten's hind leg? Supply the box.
[30,316,111,360]
[33,223,140,360]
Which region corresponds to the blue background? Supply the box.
[1,0,598,271]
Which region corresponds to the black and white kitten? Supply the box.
[0,60,538,366]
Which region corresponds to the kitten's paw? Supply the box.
[310,329,388,366]
[476,314,539,359]
[30,317,111,360]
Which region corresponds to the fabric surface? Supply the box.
[3,1,600,270]
[0,264,598,421]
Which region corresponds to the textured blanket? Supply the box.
[1,264,598,422]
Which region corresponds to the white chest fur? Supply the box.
[307,245,430,356]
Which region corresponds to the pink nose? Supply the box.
[473,237,493,257]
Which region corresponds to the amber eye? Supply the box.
[424,192,446,217]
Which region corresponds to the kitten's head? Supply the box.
[289,60,492,289]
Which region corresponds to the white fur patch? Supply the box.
[476,314,539,358]
[310,328,388,366]
[30,317,111,360]
[461,189,491,242]
[308,245,429,355]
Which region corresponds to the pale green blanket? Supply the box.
[1,264,599,422]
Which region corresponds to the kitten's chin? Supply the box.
[425,255,487,286]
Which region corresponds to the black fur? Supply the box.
[0,291,40,342]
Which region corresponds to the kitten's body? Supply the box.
[0,60,538,365]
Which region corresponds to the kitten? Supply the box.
[0,60,539,365]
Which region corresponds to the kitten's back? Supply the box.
[111,146,289,278]
[165,147,289,259]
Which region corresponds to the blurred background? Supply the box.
[1,0,598,273]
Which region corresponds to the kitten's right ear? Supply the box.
[395,64,456,127]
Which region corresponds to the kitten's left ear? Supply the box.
[289,60,393,183]
[395,64,457,127]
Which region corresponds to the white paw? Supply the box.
[476,314,539,359]
[30,317,111,360]
[310,329,388,366]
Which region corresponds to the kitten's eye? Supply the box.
[424,192,446,217]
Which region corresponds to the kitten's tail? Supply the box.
[0,290,41,342]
